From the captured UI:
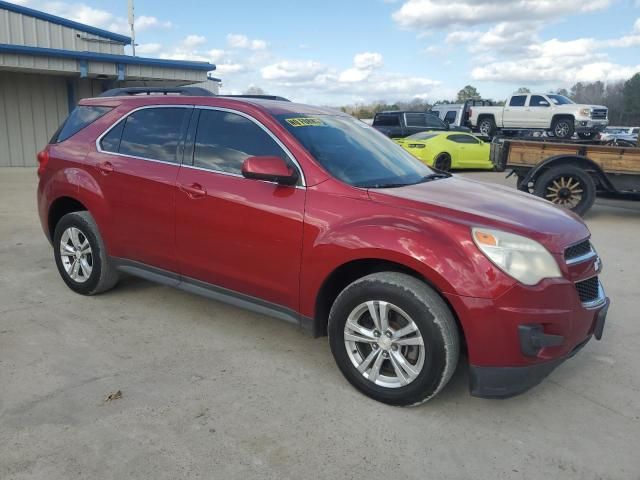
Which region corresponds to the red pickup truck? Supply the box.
[36,89,609,405]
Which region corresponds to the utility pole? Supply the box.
[128,0,136,56]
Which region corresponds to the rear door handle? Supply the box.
[98,161,114,175]
[179,182,207,199]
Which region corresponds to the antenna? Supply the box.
[128,0,136,56]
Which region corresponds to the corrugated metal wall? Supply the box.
[0,71,68,166]
[0,8,125,54]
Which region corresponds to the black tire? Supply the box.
[533,165,596,216]
[434,153,452,172]
[577,132,595,140]
[328,272,459,406]
[477,117,496,137]
[53,211,119,295]
[551,117,575,139]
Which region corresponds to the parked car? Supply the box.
[430,99,493,129]
[372,110,470,138]
[37,89,609,406]
[469,93,608,140]
[598,126,639,145]
[394,132,492,171]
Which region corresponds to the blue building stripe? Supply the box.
[0,44,215,71]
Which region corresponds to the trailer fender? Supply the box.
[518,155,616,193]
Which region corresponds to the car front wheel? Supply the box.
[328,272,460,406]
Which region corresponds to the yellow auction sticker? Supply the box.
[285,117,325,127]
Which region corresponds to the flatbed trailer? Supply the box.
[491,137,640,215]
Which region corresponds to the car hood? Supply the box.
[367,176,590,253]
[558,104,607,110]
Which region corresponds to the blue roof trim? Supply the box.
[0,0,132,44]
[0,44,216,71]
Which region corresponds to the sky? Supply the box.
[10,0,640,105]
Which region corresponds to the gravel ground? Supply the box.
[1,167,639,480]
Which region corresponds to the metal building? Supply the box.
[0,0,215,166]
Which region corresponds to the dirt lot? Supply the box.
[1,168,639,480]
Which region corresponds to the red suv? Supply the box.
[37,89,609,406]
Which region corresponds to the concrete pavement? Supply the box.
[1,167,639,479]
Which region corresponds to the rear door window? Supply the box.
[117,107,191,163]
[53,105,112,143]
[509,95,527,107]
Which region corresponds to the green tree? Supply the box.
[623,73,640,127]
[456,85,480,102]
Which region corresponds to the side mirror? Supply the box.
[539,101,549,106]
[241,156,298,186]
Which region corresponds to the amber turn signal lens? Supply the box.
[474,230,497,246]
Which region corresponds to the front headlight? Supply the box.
[579,108,591,116]
[472,228,562,285]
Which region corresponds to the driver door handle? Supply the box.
[179,182,207,199]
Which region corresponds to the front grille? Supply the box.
[591,109,607,120]
[565,240,592,262]
[575,276,600,303]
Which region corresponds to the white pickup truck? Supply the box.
[469,93,608,139]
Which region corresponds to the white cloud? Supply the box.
[135,15,172,31]
[635,18,640,32]
[393,0,612,29]
[353,52,384,70]
[181,35,206,49]
[18,1,172,35]
[135,43,163,55]
[261,60,328,82]
[215,63,246,74]
[227,34,268,50]
[338,52,384,82]
[208,49,227,62]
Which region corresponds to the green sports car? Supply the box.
[394,132,493,171]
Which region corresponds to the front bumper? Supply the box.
[575,119,608,132]
[469,297,609,398]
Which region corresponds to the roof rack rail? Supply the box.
[223,94,291,102]
[98,86,215,97]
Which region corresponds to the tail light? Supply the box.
[36,148,50,177]
[467,109,472,119]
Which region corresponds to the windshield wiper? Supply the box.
[418,173,450,183]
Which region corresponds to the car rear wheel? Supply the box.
[434,153,452,172]
[328,272,459,406]
[53,211,119,295]
[533,165,596,216]
[478,117,496,137]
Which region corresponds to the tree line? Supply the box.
[337,73,640,126]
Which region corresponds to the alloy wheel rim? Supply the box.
[479,121,491,135]
[544,176,584,209]
[344,301,425,388]
[555,122,570,137]
[59,227,93,283]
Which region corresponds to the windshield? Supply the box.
[547,95,574,105]
[278,114,435,188]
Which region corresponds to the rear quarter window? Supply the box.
[373,114,400,127]
[52,106,112,143]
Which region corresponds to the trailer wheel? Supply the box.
[533,165,596,216]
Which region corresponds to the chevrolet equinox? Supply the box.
[37,90,609,406]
